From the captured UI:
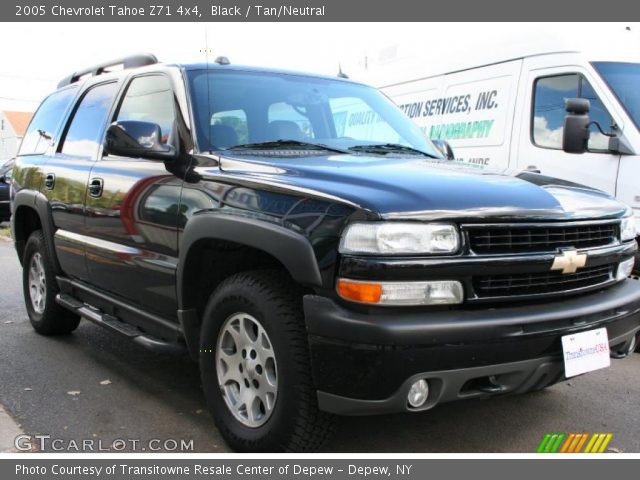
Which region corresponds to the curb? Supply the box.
[0,405,23,453]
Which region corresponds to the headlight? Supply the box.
[621,216,637,242]
[339,222,460,255]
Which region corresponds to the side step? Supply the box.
[56,293,186,355]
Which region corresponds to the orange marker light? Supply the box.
[336,280,382,304]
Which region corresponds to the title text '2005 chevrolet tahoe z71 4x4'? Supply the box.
[9,54,640,452]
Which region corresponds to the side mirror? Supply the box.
[0,175,6,184]
[104,121,177,161]
[562,98,591,154]
[431,139,455,160]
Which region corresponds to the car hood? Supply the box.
[213,153,629,221]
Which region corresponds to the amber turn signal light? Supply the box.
[336,279,383,304]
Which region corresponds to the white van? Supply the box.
[372,42,640,240]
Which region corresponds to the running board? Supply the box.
[56,293,186,355]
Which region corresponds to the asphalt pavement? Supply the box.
[0,227,638,453]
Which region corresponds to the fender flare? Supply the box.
[12,189,61,273]
[176,213,324,360]
[177,212,323,311]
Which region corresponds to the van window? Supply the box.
[116,75,175,144]
[61,82,118,158]
[19,87,77,156]
[533,74,614,151]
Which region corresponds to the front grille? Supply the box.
[467,222,619,254]
[473,264,614,298]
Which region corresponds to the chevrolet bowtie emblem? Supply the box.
[551,250,587,274]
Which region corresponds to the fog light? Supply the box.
[407,379,429,408]
[617,258,635,281]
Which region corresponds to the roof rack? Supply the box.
[57,53,158,88]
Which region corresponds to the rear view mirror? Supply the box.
[431,139,455,160]
[104,121,177,161]
[562,98,591,154]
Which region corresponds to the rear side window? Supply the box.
[60,82,118,158]
[532,74,614,151]
[19,87,77,156]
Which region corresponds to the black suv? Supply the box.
[10,54,640,452]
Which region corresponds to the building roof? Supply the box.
[2,111,33,137]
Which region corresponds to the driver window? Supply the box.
[116,75,175,145]
[532,74,615,152]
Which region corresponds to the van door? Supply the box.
[383,60,521,172]
[515,59,622,195]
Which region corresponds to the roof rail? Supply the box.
[57,53,158,89]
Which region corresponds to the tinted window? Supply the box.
[268,102,314,139]
[116,75,175,144]
[533,74,614,151]
[211,109,248,145]
[187,70,439,157]
[19,87,77,156]
[61,82,118,158]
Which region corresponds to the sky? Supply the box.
[0,22,638,113]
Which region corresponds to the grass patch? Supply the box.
[0,225,11,239]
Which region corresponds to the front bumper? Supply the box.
[304,278,640,415]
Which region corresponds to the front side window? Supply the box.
[61,82,118,158]
[116,75,175,144]
[187,70,440,158]
[532,74,614,151]
[593,62,640,132]
[19,86,77,156]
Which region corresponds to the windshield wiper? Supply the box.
[224,139,350,154]
[348,143,440,158]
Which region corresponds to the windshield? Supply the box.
[186,69,440,157]
[593,62,640,131]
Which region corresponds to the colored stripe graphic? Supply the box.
[537,433,612,453]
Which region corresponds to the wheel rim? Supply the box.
[28,252,46,314]
[216,312,278,428]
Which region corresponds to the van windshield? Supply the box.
[186,69,440,158]
[593,62,640,131]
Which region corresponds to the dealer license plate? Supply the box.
[561,328,610,378]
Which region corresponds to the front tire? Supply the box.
[199,271,335,452]
[22,230,80,335]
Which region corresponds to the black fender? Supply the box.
[11,189,61,273]
[176,212,323,359]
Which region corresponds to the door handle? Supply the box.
[44,173,55,190]
[88,178,104,198]
[525,165,541,174]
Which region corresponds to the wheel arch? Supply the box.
[177,213,323,359]
[11,190,60,272]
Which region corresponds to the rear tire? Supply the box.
[22,230,80,335]
[199,270,335,452]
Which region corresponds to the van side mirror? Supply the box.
[431,139,455,160]
[562,98,591,154]
[104,121,177,161]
